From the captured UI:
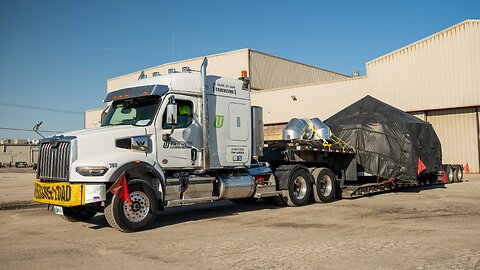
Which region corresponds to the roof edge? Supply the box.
[108,48,250,82]
[249,49,349,78]
[367,19,480,66]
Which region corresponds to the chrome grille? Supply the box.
[38,141,71,181]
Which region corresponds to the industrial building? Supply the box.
[0,139,39,166]
[85,19,479,172]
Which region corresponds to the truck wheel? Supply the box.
[445,165,454,183]
[62,206,97,222]
[453,167,463,183]
[311,168,337,203]
[105,181,157,232]
[280,166,312,207]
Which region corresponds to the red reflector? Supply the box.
[254,175,265,182]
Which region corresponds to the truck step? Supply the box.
[166,196,220,207]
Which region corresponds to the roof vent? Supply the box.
[352,70,360,77]
[168,68,176,74]
[152,71,161,77]
[182,66,190,73]
[138,70,147,80]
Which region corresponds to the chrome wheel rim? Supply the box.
[457,170,462,181]
[320,175,333,196]
[449,170,454,181]
[293,176,307,199]
[123,191,150,222]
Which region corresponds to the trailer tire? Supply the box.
[105,181,157,232]
[279,166,312,207]
[62,206,97,222]
[445,165,454,183]
[453,167,463,183]
[311,168,337,203]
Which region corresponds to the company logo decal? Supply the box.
[214,115,224,128]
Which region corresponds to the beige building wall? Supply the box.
[107,49,348,92]
[0,144,38,166]
[426,107,479,173]
[84,108,106,129]
[249,50,347,90]
[252,20,480,172]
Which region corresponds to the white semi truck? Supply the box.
[33,58,461,232]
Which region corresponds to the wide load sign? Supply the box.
[33,181,85,207]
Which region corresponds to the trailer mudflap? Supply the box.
[33,180,85,207]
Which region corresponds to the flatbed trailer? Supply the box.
[260,139,464,203]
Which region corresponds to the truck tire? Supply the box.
[278,165,312,207]
[453,167,463,183]
[445,165,454,183]
[104,181,157,232]
[62,206,97,222]
[311,167,337,203]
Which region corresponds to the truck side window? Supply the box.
[162,100,193,129]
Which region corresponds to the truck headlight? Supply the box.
[76,166,109,176]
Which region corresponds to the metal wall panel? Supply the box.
[366,20,480,112]
[84,108,105,128]
[426,108,479,173]
[249,50,348,90]
[410,111,426,121]
[107,49,249,92]
[251,77,370,124]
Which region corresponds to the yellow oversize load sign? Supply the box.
[33,181,85,207]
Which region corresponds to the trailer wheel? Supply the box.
[453,167,463,183]
[105,181,157,232]
[445,165,454,183]
[311,168,337,203]
[62,206,97,222]
[279,166,312,207]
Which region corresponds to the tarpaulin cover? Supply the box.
[325,96,442,183]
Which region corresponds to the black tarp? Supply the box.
[325,95,442,183]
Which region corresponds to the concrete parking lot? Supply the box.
[0,170,479,270]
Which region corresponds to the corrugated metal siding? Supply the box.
[249,50,348,90]
[411,111,426,121]
[107,49,249,92]
[366,20,480,112]
[426,108,479,173]
[251,77,370,124]
[84,108,105,128]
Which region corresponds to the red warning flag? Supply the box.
[107,172,132,206]
[417,159,426,175]
[441,170,447,183]
[464,163,470,173]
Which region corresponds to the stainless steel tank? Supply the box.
[218,173,256,199]
[310,118,331,140]
[282,118,312,140]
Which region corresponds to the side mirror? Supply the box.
[166,97,177,126]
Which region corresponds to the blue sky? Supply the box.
[0,0,479,139]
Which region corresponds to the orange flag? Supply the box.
[107,172,132,206]
[417,159,426,176]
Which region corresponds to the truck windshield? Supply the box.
[101,97,160,127]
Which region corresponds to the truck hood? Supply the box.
[64,125,149,161]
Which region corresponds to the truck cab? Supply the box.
[33,59,274,232]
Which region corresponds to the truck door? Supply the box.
[156,94,201,169]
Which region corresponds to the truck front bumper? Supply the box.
[33,180,106,207]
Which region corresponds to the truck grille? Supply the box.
[38,141,71,181]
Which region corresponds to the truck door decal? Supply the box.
[214,115,224,128]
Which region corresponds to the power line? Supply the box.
[0,127,63,133]
[0,102,84,115]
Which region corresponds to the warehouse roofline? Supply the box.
[367,19,480,66]
[108,48,349,83]
[249,49,349,78]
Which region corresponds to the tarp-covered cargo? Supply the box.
[325,95,442,183]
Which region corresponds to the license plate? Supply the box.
[33,180,85,207]
[53,205,63,215]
